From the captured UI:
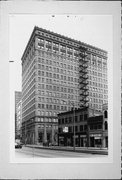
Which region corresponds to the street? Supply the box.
[15,146,107,158]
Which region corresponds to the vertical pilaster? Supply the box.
[35,121,38,144]
[43,123,47,143]
[51,125,54,144]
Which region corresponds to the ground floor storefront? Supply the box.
[58,132,108,148]
[22,120,58,145]
[58,133,88,147]
[89,132,108,148]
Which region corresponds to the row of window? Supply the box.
[39,77,78,85]
[88,65,107,73]
[88,89,108,95]
[37,38,107,60]
[22,78,36,101]
[22,59,35,83]
[88,76,107,84]
[22,43,35,72]
[38,61,79,71]
[37,49,79,62]
[37,42,78,57]
[38,90,79,100]
[58,124,88,133]
[38,103,68,111]
[36,117,58,123]
[22,94,35,112]
[22,111,35,122]
[38,84,76,93]
[38,110,59,117]
[89,103,105,110]
[22,104,35,118]
[88,81,108,88]
[38,71,79,82]
[88,69,107,78]
[38,97,75,104]
[22,85,35,107]
[89,98,107,104]
[38,78,78,89]
[59,114,88,125]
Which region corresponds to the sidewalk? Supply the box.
[25,144,108,155]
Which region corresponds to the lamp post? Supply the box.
[70,101,76,151]
[73,104,75,151]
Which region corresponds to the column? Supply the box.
[43,123,47,143]
[35,122,39,145]
[102,136,106,148]
[51,125,54,144]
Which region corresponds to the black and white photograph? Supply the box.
[10,14,111,160]
[0,1,121,179]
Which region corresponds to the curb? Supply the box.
[25,145,108,155]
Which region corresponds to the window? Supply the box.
[104,121,108,130]
[84,114,88,120]
[69,126,72,133]
[80,125,83,131]
[75,126,78,132]
[80,115,83,121]
[75,116,78,122]
[84,125,87,130]
[104,110,108,118]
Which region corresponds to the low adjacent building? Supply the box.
[58,107,108,148]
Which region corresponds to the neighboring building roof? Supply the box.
[57,107,102,117]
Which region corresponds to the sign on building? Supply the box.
[63,127,68,133]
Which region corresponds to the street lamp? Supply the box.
[62,100,76,151]
[73,104,75,151]
[70,101,76,151]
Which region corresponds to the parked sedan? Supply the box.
[15,142,22,149]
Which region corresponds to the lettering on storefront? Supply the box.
[90,134,102,137]
[80,135,86,138]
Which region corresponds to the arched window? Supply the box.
[104,121,108,130]
[104,110,108,118]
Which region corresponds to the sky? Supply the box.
[9,14,112,91]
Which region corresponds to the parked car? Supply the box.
[15,142,22,149]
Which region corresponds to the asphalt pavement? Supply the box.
[15,146,108,158]
[25,144,108,155]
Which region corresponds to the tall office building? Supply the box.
[15,91,22,139]
[21,26,107,144]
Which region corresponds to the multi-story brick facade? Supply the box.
[21,26,108,145]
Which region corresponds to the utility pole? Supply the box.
[73,104,75,151]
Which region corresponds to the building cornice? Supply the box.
[21,26,108,62]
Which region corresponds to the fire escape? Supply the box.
[79,45,89,109]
